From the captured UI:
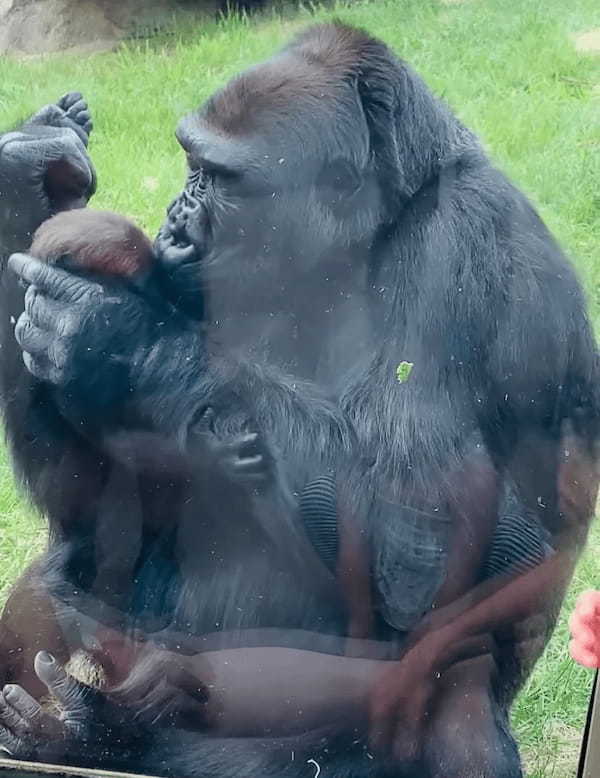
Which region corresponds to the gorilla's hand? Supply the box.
[0,651,141,766]
[25,92,94,148]
[8,254,156,424]
[0,93,96,257]
[8,253,199,432]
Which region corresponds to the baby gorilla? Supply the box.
[16,207,341,707]
[30,209,154,288]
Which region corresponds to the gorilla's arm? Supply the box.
[8,253,355,474]
[0,96,98,532]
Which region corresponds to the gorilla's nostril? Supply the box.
[182,202,202,220]
[168,209,181,228]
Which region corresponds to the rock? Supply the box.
[0,0,213,56]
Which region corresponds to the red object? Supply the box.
[570,590,600,668]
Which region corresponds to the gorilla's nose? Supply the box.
[167,200,187,235]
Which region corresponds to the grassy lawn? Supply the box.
[1,0,599,774]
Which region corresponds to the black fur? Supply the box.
[0,23,598,778]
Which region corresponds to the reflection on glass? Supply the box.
[0,20,597,778]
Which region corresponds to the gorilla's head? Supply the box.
[155,23,471,319]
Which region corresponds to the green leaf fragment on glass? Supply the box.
[396,361,414,383]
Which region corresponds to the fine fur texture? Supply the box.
[31,209,154,279]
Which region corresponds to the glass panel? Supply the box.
[0,4,598,777]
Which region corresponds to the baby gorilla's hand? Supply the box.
[188,408,275,495]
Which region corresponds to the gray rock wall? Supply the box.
[0,0,212,56]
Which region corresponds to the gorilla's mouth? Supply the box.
[155,191,210,269]
[154,225,199,269]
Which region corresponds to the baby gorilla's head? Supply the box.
[30,209,154,286]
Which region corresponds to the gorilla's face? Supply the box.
[154,54,387,318]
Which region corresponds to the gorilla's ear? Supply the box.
[316,158,361,197]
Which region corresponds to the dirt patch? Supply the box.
[574,28,600,55]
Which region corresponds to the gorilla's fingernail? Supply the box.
[36,651,55,665]
[3,685,17,699]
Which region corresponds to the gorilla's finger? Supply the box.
[0,725,20,756]
[23,283,39,317]
[24,289,77,336]
[2,685,42,727]
[3,683,66,741]
[75,111,91,128]
[58,92,84,111]
[14,314,52,356]
[23,352,63,386]
[0,691,30,735]
[65,100,87,121]
[230,455,265,473]
[9,254,102,302]
[34,652,84,709]
[9,254,65,288]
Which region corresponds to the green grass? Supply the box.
[1,0,599,774]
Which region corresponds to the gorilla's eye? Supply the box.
[317,159,361,196]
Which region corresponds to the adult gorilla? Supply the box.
[0,22,598,778]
